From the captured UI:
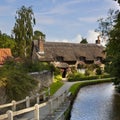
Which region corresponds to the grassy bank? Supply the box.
[69,78,113,96]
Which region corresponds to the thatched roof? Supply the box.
[32,41,105,62]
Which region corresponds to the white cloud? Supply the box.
[87,30,106,46]
[47,38,69,43]
[78,17,98,23]
[72,34,82,43]
[105,0,120,10]
[87,30,99,43]
[46,34,82,43]
[35,15,55,25]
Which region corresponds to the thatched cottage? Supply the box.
[31,37,105,77]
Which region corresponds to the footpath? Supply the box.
[14,79,76,120]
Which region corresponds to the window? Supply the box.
[56,56,64,62]
[96,57,102,61]
[79,56,85,61]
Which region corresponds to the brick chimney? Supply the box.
[96,36,100,45]
[38,36,44,54]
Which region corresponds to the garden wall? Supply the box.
[29,70,53,89]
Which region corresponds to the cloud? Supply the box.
[87,30,99,43]
[72,34,82,43]
[46,34,82,43]
[105,0,120,9]
[47,38,69,43]
[78,17,98,23]
[39,0,88,16]
[35,15,55,25]
[86,30,106,46]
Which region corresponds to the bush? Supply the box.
[96,67,102,75]
[68,72,111,82]
[21,59,52,72]
[5,71,38,101]
[0,60,38,101]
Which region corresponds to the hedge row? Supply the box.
[68,74,111,82]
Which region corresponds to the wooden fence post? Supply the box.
[12,100,16,111]
[43,93,46,101]
[7,110,13,120]
[57,97,60,108]
[36,93,40,104]
[26,96,30,108]
[49,99,53,114]
[34,104,40,120]
[48,87,50,97]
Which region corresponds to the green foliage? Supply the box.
[106,4,120,89]
[96,9,115,39]
[5,71,37,101]
[33,30,45,40]
[13,6,35,58]
[49,80,63,96]
[20,59,52,72]
[96,67,102,75]
[68,72,110,82]
[0,60,38,101]
[0,31,16,54]
[80,38,88,44]
[69,79,112,96]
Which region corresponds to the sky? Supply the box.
[0,0,119,44]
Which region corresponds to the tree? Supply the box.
[96,9,115,41]
[33,30,45,40]
[80,38,88,44]
[13,6,35,58]
[106,1,120,91]
[0,31,16,54]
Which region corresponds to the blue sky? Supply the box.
[0,0,119,44]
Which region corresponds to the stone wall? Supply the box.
[29,70,53,89]
[0,87,6,104]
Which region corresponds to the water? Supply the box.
[70,83,120,120]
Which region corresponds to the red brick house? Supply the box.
[0,48,12,65]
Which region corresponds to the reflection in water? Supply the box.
[70,83,120,120]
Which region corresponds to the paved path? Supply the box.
[53,81,74,97]
[14,79,75,120]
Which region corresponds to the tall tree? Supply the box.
[106,1,120,91]
[96,9,115,41]
[13,6,35,58]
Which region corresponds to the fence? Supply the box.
[0,88,50,114]
[0,90,68,120]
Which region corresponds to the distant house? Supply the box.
[0,48,12,65]
[31,36,105,77]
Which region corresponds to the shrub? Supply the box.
[68,72,111,82]
[0,59,38,101]
[96,67,102,75]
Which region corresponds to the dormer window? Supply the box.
[79,56,85,61]
[56,56,64,62]
[96,57,102,61]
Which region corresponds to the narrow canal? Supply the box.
[70,83,120,120]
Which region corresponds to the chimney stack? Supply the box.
[96,36,100,45]
[38,36,44,54]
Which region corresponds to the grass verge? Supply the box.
[69,78,113,96]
